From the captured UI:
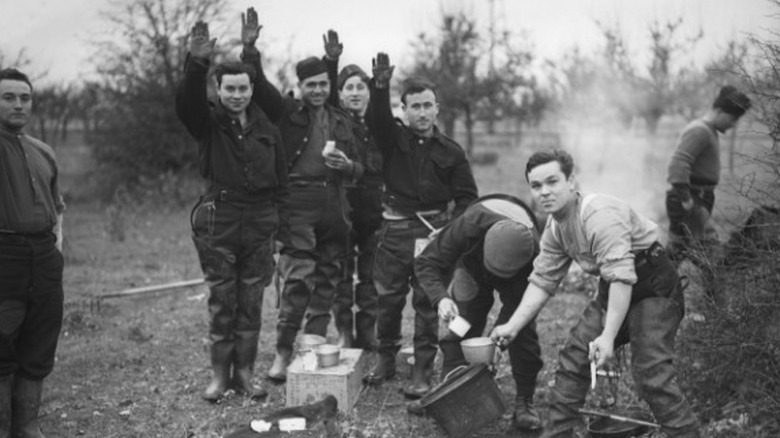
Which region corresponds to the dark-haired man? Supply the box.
[666,85,751,266]
[363,53,478,399]
[317,30,383,350]
[415,194,543,430]
[0,67,66,437]
[491,149,701,437]
[176,20,289,402]
[238,9,362,382]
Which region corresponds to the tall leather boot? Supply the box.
[354,304,378,351]
[404,346,437,399]
[233,331,268,400]
[363,345,398,385]
[11,377,45,438]
[1,374,11,438]
[334,310,354,349]
[203,339,234,402]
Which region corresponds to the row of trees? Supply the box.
[1,0,774,185]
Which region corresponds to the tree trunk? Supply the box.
[464,105,474,157]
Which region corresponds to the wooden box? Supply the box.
[286,347,368,414]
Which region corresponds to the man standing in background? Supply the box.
[363,53,478,399]
[665,86,751,282]
[239,8,363,382]
[320,30,383,350]
[0,67,66,438]
[176,20,289,402]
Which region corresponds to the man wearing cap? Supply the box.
[363,53,478,399]
[311,30,383,350]
[666,85,751,273]
[0,67,65,438]
[415,194,544,431]
[176,20,289,402]
[238,8,362,381]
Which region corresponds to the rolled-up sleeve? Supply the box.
[528,225,572,295]
[584,204,637,285]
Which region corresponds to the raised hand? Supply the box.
[372,52,394,88]
[322,29,343,60]
[190,21,216,59]
[241,7,262,46]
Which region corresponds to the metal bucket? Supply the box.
[419,364,507,437]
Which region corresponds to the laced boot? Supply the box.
[11,377,46,438]
[203,339,233,402]
[514,395,543,431]
[403,346,436,399]
[232,331,268,400]
[1,374,11,438]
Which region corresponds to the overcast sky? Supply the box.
[1,0,776,85]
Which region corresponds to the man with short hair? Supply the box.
[491,149,701,438]
[176,20,289,402]
[666,85,751,266]
[363,53,478,399]
[415,194,544,430]
[238,8,363,381]
[319,30,383,350]
[0,67,66,438]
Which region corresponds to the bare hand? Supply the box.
[323,29,343,60]
[437,298,459,322]
[681,198,694,212]
[589,337,615,369]
[490,323,517,348]
[241,7,262,46]
[372,52,394,88]
[190,21,216,59]
[323,148,353,172]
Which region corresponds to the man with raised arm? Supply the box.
[414,194,544,430]
[315,30,383,350]
[362,52,478,399]
[237,8,363,382]
[0,67,66,438]
[176,20,289,402]
[491,150,701,438]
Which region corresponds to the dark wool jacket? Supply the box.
[367,80,478,217]
[175,54,290,239]
[241,47,363,181]
[415,194,541,307]
[324,57,383,187]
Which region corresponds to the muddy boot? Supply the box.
[232,331,268,400]
[363,346,397,385]
[335,317,354,349]
[514,395,542,431]
[354,311,377,351]
[11,377,45,438]
[1,375,11,438]
[403,346,436,399]
[203,339,233,403]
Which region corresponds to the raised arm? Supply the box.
[175,21,216,139]
[322,29,342,108]
[367,52,398,155]
[239,7,285,123]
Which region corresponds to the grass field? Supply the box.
[44,121,775,437]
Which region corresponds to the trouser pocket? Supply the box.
[191,196,217,237]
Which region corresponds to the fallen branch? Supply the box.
[100,279,205,299]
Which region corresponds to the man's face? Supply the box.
[403,89,438,136]
[713,110,739,133]
[527,160,576,215]
[339,76,369,114]
[299,73,330,108]
[0,79,32,130]
[217,73,253,116]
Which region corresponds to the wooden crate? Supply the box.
[286,348,368,414]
